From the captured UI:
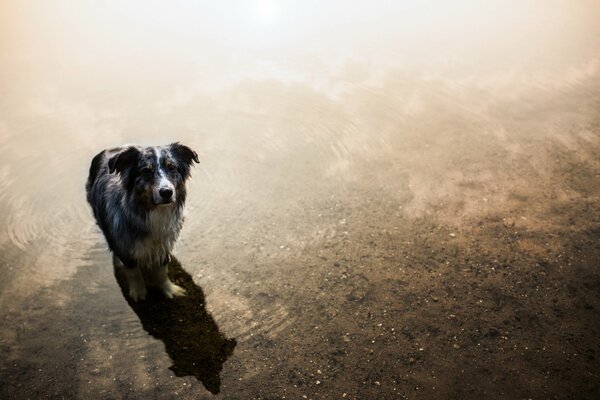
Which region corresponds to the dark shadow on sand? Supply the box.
[113,257,236,394]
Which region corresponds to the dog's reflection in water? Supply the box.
[114,256,236,394]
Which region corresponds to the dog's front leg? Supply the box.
[114,255,147,301]
[153,257,186,299]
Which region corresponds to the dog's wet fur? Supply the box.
[86,143,199,301]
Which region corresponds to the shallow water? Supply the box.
[1,1,600,399]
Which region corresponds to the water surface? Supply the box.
[1,1,599,398]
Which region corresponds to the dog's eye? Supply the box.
[141,167,154,175]
[166,163,177,171]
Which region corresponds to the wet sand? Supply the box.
[1,1,600,399]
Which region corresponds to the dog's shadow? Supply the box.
[113,256,236,395]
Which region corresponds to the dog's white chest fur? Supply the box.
[131,207,181,265]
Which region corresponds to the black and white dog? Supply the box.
[86,143,199,301]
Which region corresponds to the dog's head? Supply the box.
[108,143,199,208]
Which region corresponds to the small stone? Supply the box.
[449,233,456,238]
[502,218,515,228]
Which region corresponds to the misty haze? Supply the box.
[1,1,599,399]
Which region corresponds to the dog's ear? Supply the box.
[108,146,140,174]
[169,142,199,166]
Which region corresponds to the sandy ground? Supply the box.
[1,1,600,399]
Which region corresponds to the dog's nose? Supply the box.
[159,188,173,200]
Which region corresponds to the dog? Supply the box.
[86,143,199,301]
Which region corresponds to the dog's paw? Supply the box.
[161,281,187,299]
[128,283,147,302]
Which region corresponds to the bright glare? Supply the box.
[255,0,277,25]
[1,0,599,88]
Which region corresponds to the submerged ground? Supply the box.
[1,1,599,399]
